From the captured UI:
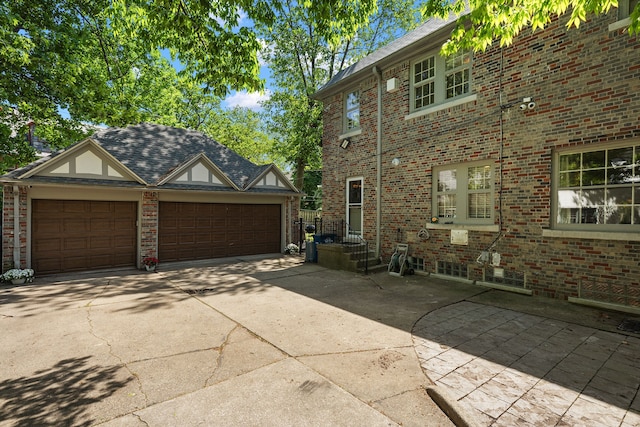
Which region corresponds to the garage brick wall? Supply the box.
[140,191,159,263]
[2,185,28,271]
[319,10,640,301]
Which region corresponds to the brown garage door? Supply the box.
[158,202,281,262]
[32,200,137,274]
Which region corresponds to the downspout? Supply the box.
[12,185,20,268]
[372,66,382,258]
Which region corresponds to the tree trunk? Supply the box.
[294,158,306,192]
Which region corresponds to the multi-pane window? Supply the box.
[344,90,360,132]
[433,162,493,224]
[468,165,492,219]
[619,0,638,19]
[556,144,640,228]
[414,57,435,109]
[411,50,471,112]
[445,50,471,99]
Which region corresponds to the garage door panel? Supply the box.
[63,219,89,232]
[32,200,137,274]
[159,202,280,262]
[196,217,211,228]
[32,219,63,234]
[161,218,178,230]
[114,236,136,247]
[196,232,212,244]
[178,233,195,244]
[91,218,113,231]
[178,218,196,229]
[63,201,88,213]
[88,201,112,213]
[33,238,61,252]
[90,236,112,250]
[63,256,89,271]
[64,237,88,250]
[38,259,62,273]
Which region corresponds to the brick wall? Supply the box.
[140,191,158,265]
[2,185,28,271]
[320,11,640,300]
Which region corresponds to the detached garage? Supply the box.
[1,123,300,275]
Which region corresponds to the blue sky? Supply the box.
[221,65,272,111]
[217,12,273,111]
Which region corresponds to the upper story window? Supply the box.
[412,50,471,112]
[344,90,360,132]
[433,161,493,224]
[554,143,640,230]
[619,0,638,19]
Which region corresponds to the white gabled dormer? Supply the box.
[245,165,299,192]
[20,139,144,183]
[173,160,224,185]
[159,153,239,190]
[256,170,287,188]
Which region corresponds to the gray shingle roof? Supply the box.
[93,123,264,187]
[313,13,463,99]
[2,123,281,191]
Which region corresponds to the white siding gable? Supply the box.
[38,147,127,180]
[255,171,288,188]
[170,161,225,186]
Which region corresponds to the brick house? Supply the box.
[1,123,300,275]
[313,4,640,308]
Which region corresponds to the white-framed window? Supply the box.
[344,89,360,132]
[433,161,494,224]
[411,49,471,112]
[619,0,638,19]
[610,0,638,30]
[554,142,640,230]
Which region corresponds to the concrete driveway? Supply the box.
[0,256,462,426]
[3,255,639,426]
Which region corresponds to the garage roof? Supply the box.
[2,123,299,194]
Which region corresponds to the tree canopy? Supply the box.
[421,0,640,54]
[0,0,375,171]
[257,0,420,191]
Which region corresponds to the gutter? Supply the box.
[372,66,382,258]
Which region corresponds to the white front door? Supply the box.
[346,177,363,237]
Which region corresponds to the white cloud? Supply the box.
[211,8,249,29]
[257,38,273,67]
[223,90,271,110]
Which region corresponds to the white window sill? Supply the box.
[339,129,362,140]
[426,223,499,232]
[542,229,640,241]
[609,17,631,32]
[405,94,477,121]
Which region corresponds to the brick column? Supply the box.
[140,191,159,267]
[2,185,28,271]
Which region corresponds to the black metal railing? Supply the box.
[292,218,372,274]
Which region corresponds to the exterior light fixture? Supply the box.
[340,138,351,149]
[520,97,536,110]
[391,158,400,166]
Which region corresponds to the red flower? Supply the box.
[143,257,159,266]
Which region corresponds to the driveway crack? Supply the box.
[85,282,150,406]
[205,324,241,388]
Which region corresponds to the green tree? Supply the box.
[1,0,371,170]
[421,0,639,55]
[203,107,282,167]
[258,0,420,191]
